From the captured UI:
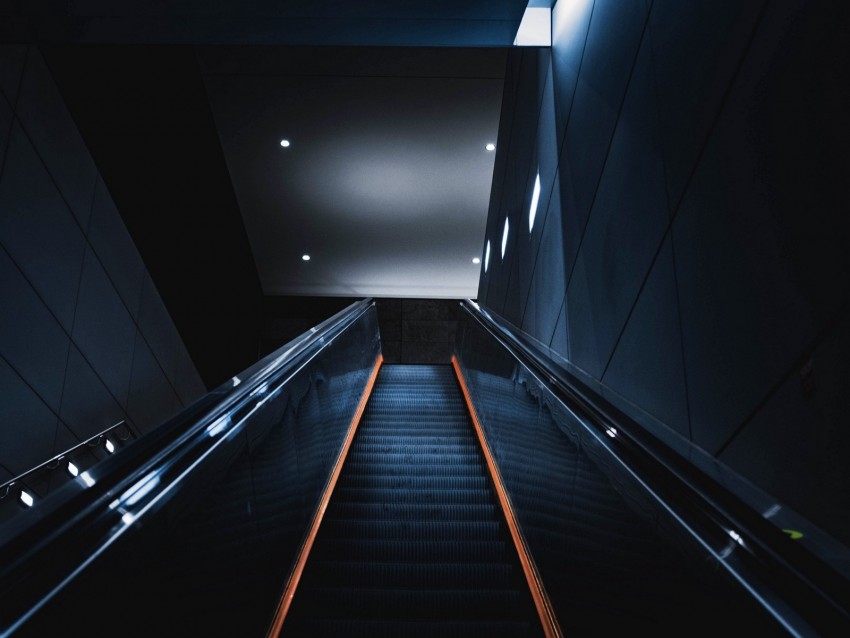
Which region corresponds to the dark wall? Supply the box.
[0,46,206,496]
[41,44,265,390]
[479,0,850,544]
[376,299,459,364]
[259,296,358,358]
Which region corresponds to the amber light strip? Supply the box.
[266,354,384,638]
[451,355,563,638]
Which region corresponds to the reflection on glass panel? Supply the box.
[455,310,782,636]
[17,305,381,638]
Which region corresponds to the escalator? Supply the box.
[1,299,849,637]
[281,364,543,637]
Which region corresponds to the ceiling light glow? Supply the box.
[279,139,291,148]
[514,2,552,46]
[302,254,311,261]
[19,490,34,507]
[485,143,496,151]
[472,257,481,264]
[501,218,510,259]
[484,241,491,273]
[67,461,79,477]
[104,439,115,454]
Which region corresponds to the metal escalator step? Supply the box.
[317,519,502,542]
[337,474,488,491]
[290,586,529,620]
[313,538,508,562]
[346,451,483,466]
[301,560,518,588]
[328,502,498,522]
[330,486,495,505]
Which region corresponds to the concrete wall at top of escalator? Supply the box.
[478,0,850,544]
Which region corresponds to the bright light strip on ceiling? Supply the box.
[484,240,491,273]
[529,171,541,232]
[501,218,510,259]
[514,1,552,47]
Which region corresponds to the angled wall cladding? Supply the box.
[478,47,551,326]
[0,45,206,497]
[481,0,850,544]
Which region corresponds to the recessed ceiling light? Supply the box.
[485,143,496,151]
[104,438,115,454]
[19,490,34,507]
[280,139,291,148]
[472,257,481,264]
[302,254,311,261]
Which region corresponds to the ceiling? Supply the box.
[24,0,528,299]
[32,0,529,380]
[200,46,505,297]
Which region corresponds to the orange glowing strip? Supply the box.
[266,354,383,638]
[452,355,563,638]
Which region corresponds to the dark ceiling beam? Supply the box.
[2,1,530,47]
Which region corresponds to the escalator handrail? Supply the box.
[458,300,850,636]
[0,298,374,636]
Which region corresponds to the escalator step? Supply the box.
[355,434,474,445]
[314,538,509,562]
[341,463,485,478]
[282,619,534,638]
[290,587,530,620]
[330,486,495,505]
[346,452,484,466]
[318,519,502,541]
[352,442,480,455]
[338,475,489,491]
[302,560,518,588]
[328,502,498,521]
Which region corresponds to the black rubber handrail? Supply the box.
[458,300,850,637]
[0,298,374,637]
